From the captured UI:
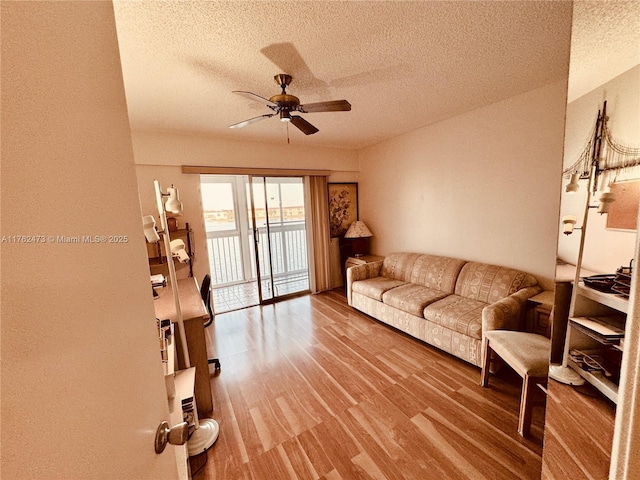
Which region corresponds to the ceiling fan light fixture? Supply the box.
[279,110,292,122]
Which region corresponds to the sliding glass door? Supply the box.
[200,175,309,312]
[249,176,309,303]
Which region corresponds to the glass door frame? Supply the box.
[249,175,310,304]
[200,173,310,311]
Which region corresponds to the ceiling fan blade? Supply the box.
[232,90,277,107]
[229,114,275,129]
[299,100,351,113]
[290,115,319,135]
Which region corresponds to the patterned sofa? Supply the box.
[346,252,541,367]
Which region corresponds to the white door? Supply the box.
[1,2,179,479]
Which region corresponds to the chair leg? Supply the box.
[208,357,221,374]
[518,374,536,437]
[480,336,491,387]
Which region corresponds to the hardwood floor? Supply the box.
[194,289,545,479]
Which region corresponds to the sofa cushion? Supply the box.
[381,284,449,317]
[380,252,422,282]
[352,277,407,301]
[455,262,538,303]
[423,295,486,339]
[410,255,467,294]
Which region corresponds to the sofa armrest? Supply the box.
[482,285,542,332]
[346,260,383,306]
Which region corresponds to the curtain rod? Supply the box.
[181,165,331,176]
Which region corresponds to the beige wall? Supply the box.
[133,81,568,291]
[557,65,640,274]
[132,130,359,170]
[357,81,569,291]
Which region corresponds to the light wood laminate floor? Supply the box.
[195,290,544,479]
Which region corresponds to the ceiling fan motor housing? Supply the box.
[268,93,300,111]
[270,74,299,111]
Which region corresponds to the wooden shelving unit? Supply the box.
[148,223,194,278]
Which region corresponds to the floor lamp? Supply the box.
[549,104,608,386]
[154,180,219,455]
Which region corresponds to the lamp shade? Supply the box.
[565,173,580,193]
[562,215,578,235]
[165,186,183,214]
[597,191,616,214]
[344,221,373,239]
[142,215,160,243]
[170,239,189,263]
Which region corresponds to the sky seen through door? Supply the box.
[201,179,305,232]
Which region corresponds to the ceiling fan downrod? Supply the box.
[274,73,292,92]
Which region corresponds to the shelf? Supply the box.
[569,316,625,344]
[565,283,628,404]
[148,223,194,277]
[576,282,629,314]
[150,256,170,266]
[567,358,618,403]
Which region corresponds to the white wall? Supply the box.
[357,80,569,291]
[557,65,640,274]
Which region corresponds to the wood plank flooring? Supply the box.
[194,290,545,480]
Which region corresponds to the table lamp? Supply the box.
[344,220,373,257]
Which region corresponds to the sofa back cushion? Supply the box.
[410,255,467,294]
[454,262,538,303]
[381,253,422,282]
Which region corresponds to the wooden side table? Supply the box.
[345,254,384,270]
[525,290,555,337]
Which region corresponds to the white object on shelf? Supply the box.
[569,316,625,340]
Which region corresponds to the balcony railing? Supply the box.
[206,221,308,290]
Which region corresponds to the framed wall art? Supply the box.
[328,183,358,237]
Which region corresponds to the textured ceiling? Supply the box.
[567,1,640,103]
[111,1,633,150]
